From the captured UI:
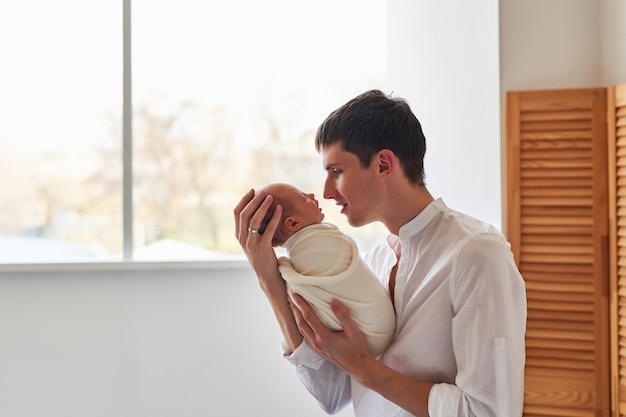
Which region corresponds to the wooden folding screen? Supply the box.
[609,83,626,417]
[506,88,610,417]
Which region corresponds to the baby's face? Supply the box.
[271,183,325,227]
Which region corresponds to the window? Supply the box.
[0,0,388,263]
[0,1,122,262]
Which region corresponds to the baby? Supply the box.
[258,183,395,357]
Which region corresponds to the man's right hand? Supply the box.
[233,188,282,285]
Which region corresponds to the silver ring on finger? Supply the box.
[248,226,260,234]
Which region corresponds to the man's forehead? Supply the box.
[321,143,357,167]
[321,142,344,161]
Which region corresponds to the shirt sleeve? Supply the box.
[281,339,352,414]
[429,234,527,417]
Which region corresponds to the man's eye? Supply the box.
[332,168,342,177]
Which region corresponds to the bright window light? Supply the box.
[0,0,388,262]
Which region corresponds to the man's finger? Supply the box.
[245,194,278,243]
[291,292,332,336]
[330,299,362,336]
[233,189,255,236]
[238,190,269,240]
[289,295,314,339]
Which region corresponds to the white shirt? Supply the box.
[283,199,527,417]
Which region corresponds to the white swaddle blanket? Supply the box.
[278,223,395,356]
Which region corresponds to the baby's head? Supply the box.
[258,183,325,247]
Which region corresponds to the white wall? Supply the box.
[0,264,352,417]
[500,0,603,92]
[601,0,626,86]
[387,0,503,229]
[2,1,625,417]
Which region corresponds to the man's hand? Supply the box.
[291,293,433,417]
[233,189,282,287]
[289,293,373,375]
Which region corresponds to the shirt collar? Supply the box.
[397,197,446,239]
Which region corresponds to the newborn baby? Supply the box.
[259,182,395,356]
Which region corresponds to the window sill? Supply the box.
[0,257,250,273]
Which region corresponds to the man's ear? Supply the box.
[284,216,301,232]
[377,149,395,175]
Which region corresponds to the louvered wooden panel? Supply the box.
[609,83,626,417]
[507,88,610,417]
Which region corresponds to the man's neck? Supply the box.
[383,185,434,235]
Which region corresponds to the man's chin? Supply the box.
[346,215,366,228]
[342,207,370,227]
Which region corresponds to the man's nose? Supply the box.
[323,177,335,200]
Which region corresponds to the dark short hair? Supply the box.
[314,90,427,184]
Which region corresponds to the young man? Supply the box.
[234,90,527,417]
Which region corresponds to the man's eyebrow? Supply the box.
[324,162,339,170]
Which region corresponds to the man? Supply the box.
[234,90,526,417]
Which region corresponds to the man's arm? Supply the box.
[234,189,302,352]
[284,340,352,414]
[234,189,353,413]
[290,295,433,417]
